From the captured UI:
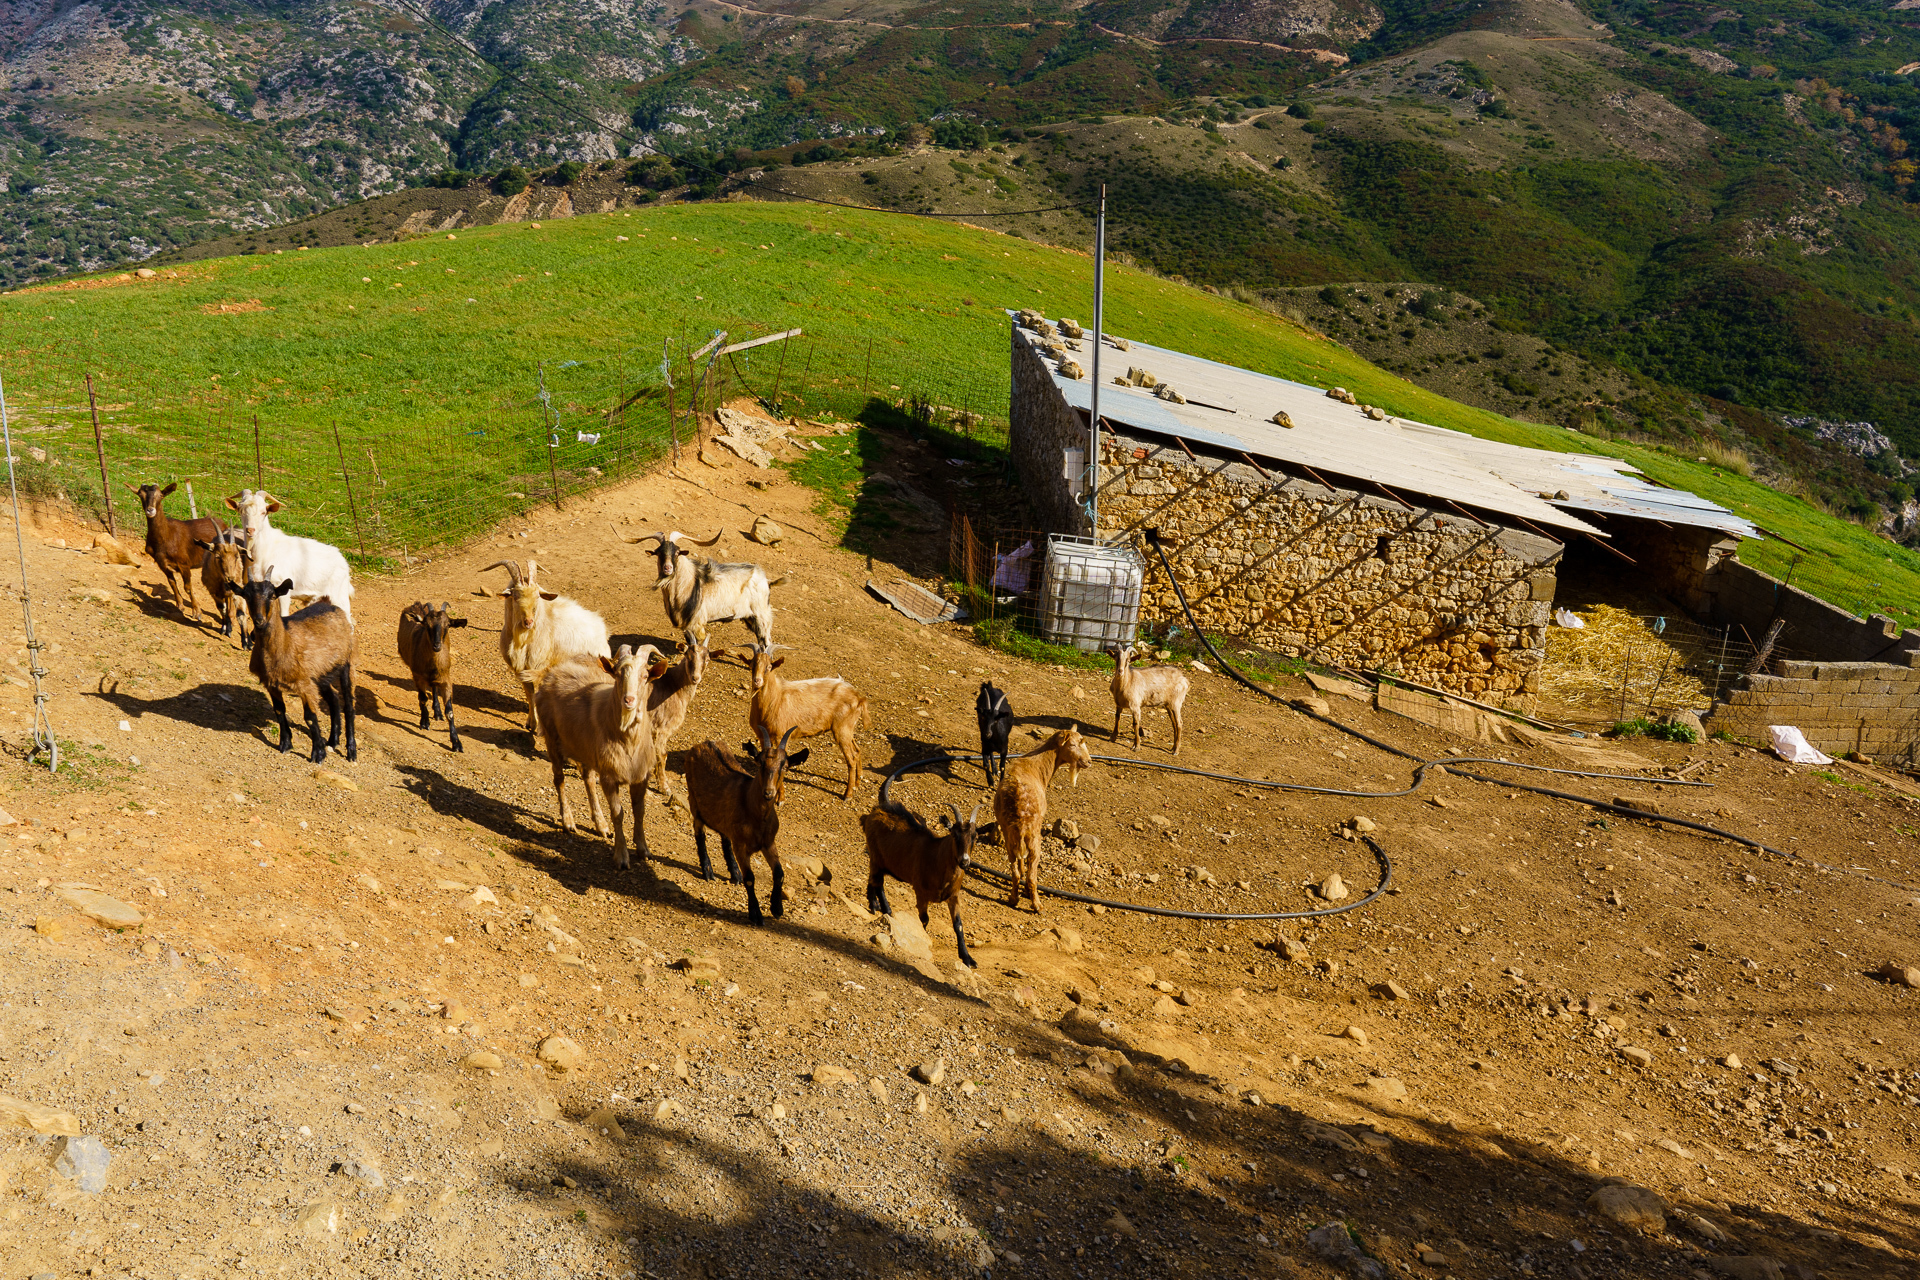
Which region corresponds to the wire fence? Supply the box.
[1,326,1015,567]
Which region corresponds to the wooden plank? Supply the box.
[718,328,804,357]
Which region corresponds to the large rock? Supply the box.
[1881,961,1920,989]
[1305,1221,1387,1279]
[52,884,144,929]
[1059,1007,1123,1049]
[887,911,935,961]
[1587,1182,1666,1232]
[536,1036,587,1073]
[49,1135,110,1192]
[1,1094,80,1135]
[810,1063,857,1085]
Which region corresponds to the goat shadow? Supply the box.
[393,764,993,1001]
[362,669,527,719]
[89,677,265,737]
[118,574,222,632]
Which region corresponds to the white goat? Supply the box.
[614,525,786,649]
[1105,642,1190,755]
[480,558,611,742]
[224,489,355,624]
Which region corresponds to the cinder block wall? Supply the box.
[1007,334,1092,538]
[1705,657,1920,762]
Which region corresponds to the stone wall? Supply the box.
[1008,331,1093,538]
[1604,521,1737,618]
[1703,558,1920,664]
[1092,431,1560,696]
[1705,656,1920,763]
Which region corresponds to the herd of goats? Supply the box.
[127,482,1195,966]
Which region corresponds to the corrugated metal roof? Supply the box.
[1396,424,1761,539]
[1016,317,1753,541]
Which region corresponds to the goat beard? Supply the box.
[620,707,642,733]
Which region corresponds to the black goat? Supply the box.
[975,681,1013,787]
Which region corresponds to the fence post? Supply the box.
[794,340,815,417]
[770,338,789,415]
[84,372,113,536]
[333,420,366,558]
[253,413,263,491]
[863,338,873,398]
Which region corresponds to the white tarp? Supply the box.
[1768,725,1833,765]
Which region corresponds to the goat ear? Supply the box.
[599,655,617,676]
[770,656,786,670]
[274,580,294,597]
[126,483,142,495]
[539,591,558,602]
[223,494,241,510]
[193,539,213,551]
[160,482,177,496]
[449,617,468,628]
[786,746,810,768]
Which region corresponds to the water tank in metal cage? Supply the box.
[1040,535,1144,652]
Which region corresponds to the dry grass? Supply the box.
[1538,604,1712,718]
[1694,439,1754,477]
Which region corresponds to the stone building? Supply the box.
[1005,312,1758,697]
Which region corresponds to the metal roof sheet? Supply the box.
[1017,317,1753,541]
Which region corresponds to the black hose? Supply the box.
[1136,528,1920,894]
[884,751,1395,921]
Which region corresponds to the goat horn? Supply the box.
[480,560,523,586]
[688,529,724,547]
[612,522,665,545]
[946,803,964,829]
[777,726,797,753]
[967,802,983,826]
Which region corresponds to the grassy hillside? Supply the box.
[5,198,1918,624]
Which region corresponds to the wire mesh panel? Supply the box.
[1040,534,1144,652]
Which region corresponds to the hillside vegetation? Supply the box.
[7,199,1919,625]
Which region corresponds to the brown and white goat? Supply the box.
[532,644,662,870]
[744,646,868,799]
[992,726,1093,912]
[644,637,709,804]
[682,727,808,926]
[1105,642,1190,755]
[398,601,468,753]
[861,789,984,968]
[481,559,611,743]
[132,482,223,622]
[230,572,357,764]
[194,528,251,646]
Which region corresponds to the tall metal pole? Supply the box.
[0,372,57,771]
[1088,183,1106,539]
[85,373,115,536]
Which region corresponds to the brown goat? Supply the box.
[533,644,661,871]
[398,601,468,753]
[194,528,251,646]
[992,727,1093,912]
[745,646,868,799]
[644,638,709,804]
[132,482,223,622]
[231,573,357,764]
[861,790,984,968]
[682,727,808,926]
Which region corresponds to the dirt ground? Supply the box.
[4,425,1920,1280]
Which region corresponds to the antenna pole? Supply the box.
[1088,183,1106,539]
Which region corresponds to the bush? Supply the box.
[1302,120,1326,134]
[1614,717,1701,743]
[552,160,584,185]
[425,170,476,189]
[792,143,836,165]
[932,119,988,151]
[494,165,529,195]
[1479,99,1513,118]
[1286,100,1314,119]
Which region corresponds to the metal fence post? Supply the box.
[334,420,366,558]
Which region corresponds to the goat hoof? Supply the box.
[418,717,430,730]
[451,741,464,753]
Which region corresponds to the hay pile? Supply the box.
[1539,604,1711,717]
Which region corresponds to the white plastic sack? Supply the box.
[1768,725,1833,766]
[1553,608,1585,629]
[993,541,1036,592]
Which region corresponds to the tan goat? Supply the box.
[1104,642,1190,755]
[480,559,611,744]
[743,647,868,800]
[533,644,662,870]
[992,726,1093,912]
[644,638,709,804]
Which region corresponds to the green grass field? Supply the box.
[4,199,1917,624]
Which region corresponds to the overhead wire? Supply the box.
[382,0,1094,221]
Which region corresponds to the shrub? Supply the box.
[552,160,584,185]
[1698,440,1753,476]
[494,165,529,195]
[1286,100,1313,119]
[1479,99,1513,118]
[932,119,988,151]
[1614,717,1701,743]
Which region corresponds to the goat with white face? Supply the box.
[614,524,785,649]
[533,644,662,870]
[480,559,611,743]
[223,489,355,624]
[1104,642,1190,755]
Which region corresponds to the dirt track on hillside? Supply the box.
[4,423,1920,1279]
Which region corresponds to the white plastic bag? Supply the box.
[1553,608,1585,629]
[1767,725,1833,766]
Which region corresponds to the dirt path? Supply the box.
[4,425,1920,1278]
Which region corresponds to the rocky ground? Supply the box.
[4,430,1920,1280]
